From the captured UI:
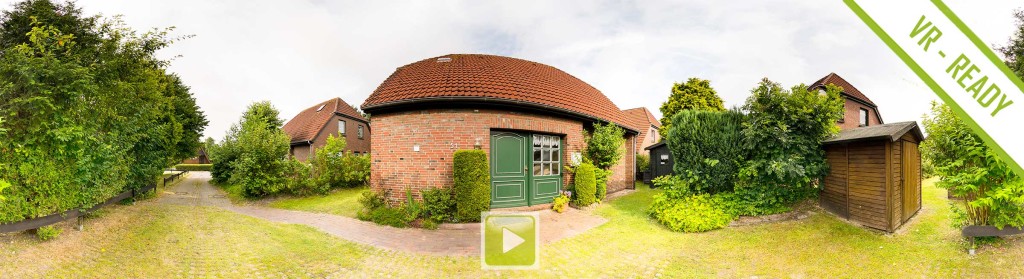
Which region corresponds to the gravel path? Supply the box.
[160,172,608,256]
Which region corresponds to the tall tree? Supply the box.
[658,78,725,137]
[1000,10,1024,78]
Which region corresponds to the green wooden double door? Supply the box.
[490,131,563,208]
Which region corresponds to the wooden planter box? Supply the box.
[962,225,1024,254]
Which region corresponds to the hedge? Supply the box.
[574,163,598,206]
[174,164,212,171]
[453,150,490,222]
[666,109,744,194]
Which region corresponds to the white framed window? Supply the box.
[859,108,869,127]
[358,125,364,139]
[339,120,346,135]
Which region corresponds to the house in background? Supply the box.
[282,97,370,161]
[813,73,924,232]
[622,107,661,156]
[362,54,638,207]
[181,147,209,164]
[809,73,883,129]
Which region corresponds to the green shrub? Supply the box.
[174,164,212,171]
[737,80,844,210]
[658,77,726,137]
[666,109,745,194]
[36,225,62,241]
[636,154,651,173]
[283,159,327,196]
[422,188,455,223]
[648,194,734,233]
[595,168,611,201]
[585,122,625,169]
[225,102,292,198]
[573,163,598,206]
[358,206,409,228]
[358,190,387,211]
[454,150,490,222]
[310,135,371,189]
[422,219,439,230]
[552,193,570,213]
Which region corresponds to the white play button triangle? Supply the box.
[502,227,525,253]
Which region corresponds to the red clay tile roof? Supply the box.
[809,73,877,107]
[361,54,636,132]
[622,107,660,130]
[283,97,368,143]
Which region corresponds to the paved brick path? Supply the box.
[160,172,608,256]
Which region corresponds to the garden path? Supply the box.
[158,172,608,256]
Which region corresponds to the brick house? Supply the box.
[622,107,661,156]
[282,97,370,161]
[809,73,883,129]
[361,54,639,207]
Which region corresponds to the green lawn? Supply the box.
[1,178,1023,277]
[267,187,369,218]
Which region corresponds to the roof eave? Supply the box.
[363,96,639,134]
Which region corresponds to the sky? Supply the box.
[2,0,1020,139]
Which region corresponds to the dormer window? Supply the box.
[859,108,869,127]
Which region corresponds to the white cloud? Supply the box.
[1,0,1020,138]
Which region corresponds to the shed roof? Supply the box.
[283,97,368,144]
[823,121,923,144]
[361,54,636,132]
[644,141,667,150]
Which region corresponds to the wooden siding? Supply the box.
[822,145,849,218]
[822,134,923,232]
[847,141,887,230]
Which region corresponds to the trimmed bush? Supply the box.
[454,150,490,222]
[358,206,409,228]
[573,163,598,206]
[648,194,734,233]
[174,164,212,171]
[422,188,455,223]
[666,109,745,194]
[595,168,610,201]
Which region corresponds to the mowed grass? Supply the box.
[2,178,1023,277]
[267,186,369,218]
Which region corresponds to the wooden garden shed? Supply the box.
[820,121,924,232]
[645,141,674,181]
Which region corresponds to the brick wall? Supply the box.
[370,108,634,204]
[839,98,882,130]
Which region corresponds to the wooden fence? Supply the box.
[0,170,189,233]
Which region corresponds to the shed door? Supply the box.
[902,141,921,221]
[491,132,529,208]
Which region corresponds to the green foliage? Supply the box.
[358,206,409,228]
[922,102,1024,228]
[174,164,212,171]
[309,135,370,189]
[358,190,387,211]
[552,193,570,213]
[585,122,625,170]
[595,168,610,201]
[648,193,734,233]
[421,188,455,223]
[35,224,61,241]
[636,154,650,173]
[282,159,325,196]
[736,79,844,209]
[659,78,726,137]
[666,109,745,193]
[227,102,291,198]
[0,1,206,223]
[1000,10,1024,78]
[453,150,490,222]
[573,162,598,206]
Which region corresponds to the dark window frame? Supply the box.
[859,108,869,127]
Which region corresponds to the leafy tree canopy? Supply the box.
[659,78,725,137]
[585,122,625,170]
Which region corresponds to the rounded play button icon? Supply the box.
[481,212,539,270]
